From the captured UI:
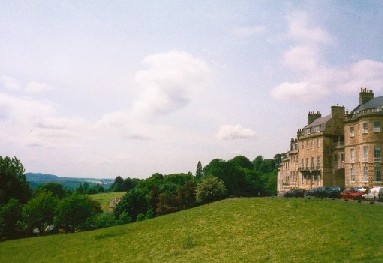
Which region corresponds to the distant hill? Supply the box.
[25,173,115,190]
[1,198,383,262]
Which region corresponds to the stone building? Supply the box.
[278,88,383,195]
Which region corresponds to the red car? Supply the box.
[340,187,365,200]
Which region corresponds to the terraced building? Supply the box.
[278,88,383,195]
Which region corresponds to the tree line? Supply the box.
[0,154,281,241]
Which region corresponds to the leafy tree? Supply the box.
[196,161,203,178]
[0,198,23,240]
[230,156,254,170]
[0,156,31,204]
[33,182,67,199]
[195,176,226,204]
[109,176,125,192]
[203,159,250,197]
[22,191,58,235]
[114,188,149,222]
[55,193,101,232]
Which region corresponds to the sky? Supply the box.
[1,1,383,179]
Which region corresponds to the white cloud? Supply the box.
[0,76,21,91]
[283,45,320,73]
[132,50,210,119]
[286,11,333,45]
[271,82,329,101]
[231,25,265,37]
[25,81,54,93]
[216,124,256,140]
[271,11,383,102]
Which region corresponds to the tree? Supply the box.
[23,191,58,235]
[0,156,31,204]
[195,176,227,204]
[114,188,149,222]
[55,193,101,232]
[109,176,125,192]
[230,156,254,170]
[196,161,203,178]
[0,198,23,240]
[33,182,67,199]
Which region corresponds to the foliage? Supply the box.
[108,176,139,192]
[2,199,383,263]
[196,161,203,178]
[76,182,104,195]
[114,188,149,222]
[33,183,67,199]
[55,193,101,232]
[195,176,227,204]
[22,191,58,235]
[0,156,31,204]
[0,199,23,240]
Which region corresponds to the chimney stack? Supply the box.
[359,88,374,105]
[308,111,321,125]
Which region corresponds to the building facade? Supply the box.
[278,88,383,195]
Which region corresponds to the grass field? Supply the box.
[1,198,383,262]
[89,192,126,212]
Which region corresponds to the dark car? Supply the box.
[314,187,341,198]
[284,189,305,198]
[304,188,315,198]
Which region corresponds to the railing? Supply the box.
[298,166,321,172]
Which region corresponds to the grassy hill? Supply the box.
[1,198,383,262]
[89,192,126,212]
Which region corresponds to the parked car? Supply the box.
[314,187,341,198]
[304,189,315,198]
[354,186,368,193]
[284,189,305,198]
[363,187,383,201]
[340,187,365,200]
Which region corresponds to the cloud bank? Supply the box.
[271,11,383,101]
[216,124,256,141]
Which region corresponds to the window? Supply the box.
[301,159,304,169]
[306,129,311,135]
[317,138,321,148]
[350,166,355,181]
[374,166,381,181]
[363,166,368,182]
[311,157,314,169]
[312,139,315,149]
[314,126,320,133]
[306,158,308,169]
[350,126,354,137]
[374,145,381,162]
[317,156,321,169]
[374,121,381,132]
[341,153,345,162]
[363,146,368,162]
[363,123,368,134]
[306,140,309,149]
[350,149,355,163]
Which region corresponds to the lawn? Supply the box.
[1,198,383,262]
[89,192,126,212]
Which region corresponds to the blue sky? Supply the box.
[1,1,383,178]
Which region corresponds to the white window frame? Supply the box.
[373,121,381,133]
[363,123,368,134]
[363,166,368,182]
[363,146,368,162]
[350,166,355,182]
[374,145,381,162]
[374,166,381,182]
[350,149,355,163]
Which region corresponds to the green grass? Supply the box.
[1,198,383,262]
[89,192,126,212]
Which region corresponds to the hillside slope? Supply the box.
[1,198,383,262]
